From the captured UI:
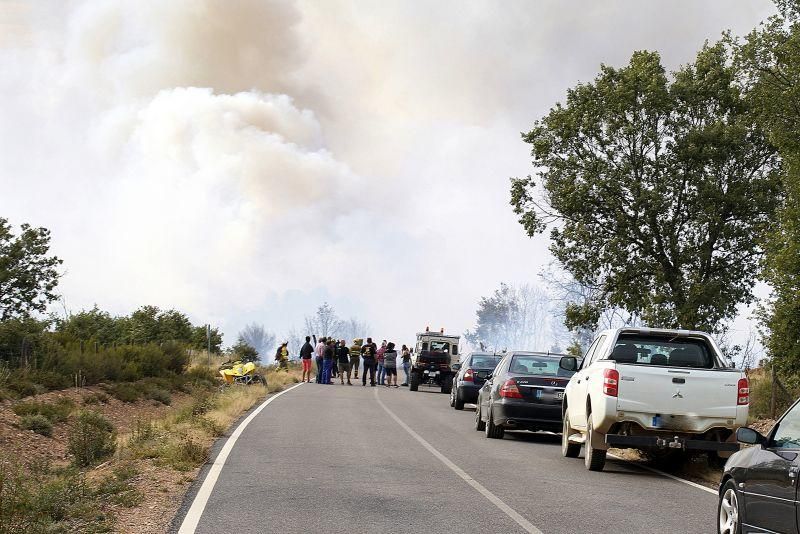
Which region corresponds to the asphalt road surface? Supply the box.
[173,381,719,534]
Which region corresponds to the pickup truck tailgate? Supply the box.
[616,365,738,418]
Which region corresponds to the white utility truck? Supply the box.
[559,327,749,471]
[409,329,460,393]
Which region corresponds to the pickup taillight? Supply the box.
[603,369,619,397]
[737,377,749,405]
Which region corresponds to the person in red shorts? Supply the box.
[299,336,314,382]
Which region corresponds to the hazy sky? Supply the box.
[0,0,777,350]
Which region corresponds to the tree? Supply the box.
[734,0,800,373]
[56,306,124,345]
[238,323,275,362]
[510,45,781,332]
[465,283,553,351]
[191,325,223,354]
[0,218,62,320]
[231,339,259,363]
[305,302,343,338]
[341,318,370,343]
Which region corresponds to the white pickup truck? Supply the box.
[559,327,749,471]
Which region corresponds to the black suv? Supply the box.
[450,352,503,410]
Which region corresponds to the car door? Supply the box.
[481,356,507,421]
[570,335,605,429]
[743,400,800,534]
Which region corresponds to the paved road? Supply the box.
[174,382,719,534]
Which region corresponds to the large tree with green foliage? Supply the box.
[0,218,62,320]
[510,45,781,332]
[734,0,800,372]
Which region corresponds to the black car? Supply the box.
[718,397,800,534]
[449,352,503,410]
[475,351,574,439]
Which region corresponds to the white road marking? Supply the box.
[608,453,717,495]
[374,389,543,534]
[177,382,305,534]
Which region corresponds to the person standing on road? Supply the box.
[322,340,335,384]
[401,344,412,386]
[376,340,387,385]
[336,340,352,385]
[299,336,314,383]
[361,337,377,386]
[315,336,326,383]
[383,342,398,387]
[349,338,363,379]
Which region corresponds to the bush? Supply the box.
[185,366,218,389]
[8,379,38,398]
[68,411,116,467]
[109,382,140,403]
[13,398,75,423]
[157,438,207,471]
[82,392,109,405]
[20,414,53,437]
[147,388,172,405]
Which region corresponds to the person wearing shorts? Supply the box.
[383,342,399,387]
[299,336,314,382]
[336,340,352,385]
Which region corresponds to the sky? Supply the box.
[0,0,777,353]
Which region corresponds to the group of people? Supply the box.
[298,336,412,387]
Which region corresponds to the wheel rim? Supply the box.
[719,488,738,534]
[562,416,570,451]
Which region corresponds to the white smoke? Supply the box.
[0,0,776,346]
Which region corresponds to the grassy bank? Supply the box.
[0,364,302,533]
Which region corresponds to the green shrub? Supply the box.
[13,398,75,423]
[109,382,140,403]
[95,464,143,508]
[20,414,53,437]
[147,388,171,405]
[68,411,116,467]
[28,370,71,391]
[8,379,38,398]
[156,438,207,471]
[185,366,218,388]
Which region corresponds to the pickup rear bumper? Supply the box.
[605,434,740,452]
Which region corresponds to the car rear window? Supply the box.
[509,354,573,377]
[470,355,502,368]
[610,334,715,369]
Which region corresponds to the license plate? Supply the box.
[555,391,564,401]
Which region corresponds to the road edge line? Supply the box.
[177,382,305,533]
[374,389,543,534]
[607,453,717,495]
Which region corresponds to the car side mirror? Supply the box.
[452,363,462,371]
[736,427,766,445]
[559,356,578,372]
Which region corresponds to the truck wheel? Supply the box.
[454,389,465,410]
[485,409,504,439]
[584,418,606,471]
[441,376,452,395]
[562,413,580,458]
[409,372,420,391]
[475,405,486,431]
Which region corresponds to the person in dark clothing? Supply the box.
[361,337,378,386]
[322,340,335,384]
[299,336,314,383]
[336,340,352,385]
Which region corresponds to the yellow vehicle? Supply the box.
[219,361,266,386]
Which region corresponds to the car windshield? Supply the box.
[470,355,502,369]
[509,354,571,377]
[429,341,450,352]
[611,334,716,369]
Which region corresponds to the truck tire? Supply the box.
[454,388,465,410]
[441,376,452,395]
[584,418,606,471]
[409,372,420,391]
[485,408,504,439]
[475,405,486,431]
[562,413,580,458]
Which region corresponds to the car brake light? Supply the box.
[603,369,619,397]
[463,368,474,382]
[737,377,749,405]
[499,379,522,398]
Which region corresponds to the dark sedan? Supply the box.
[449,352,503,410]
[475,351,574,439]
[718,397,800,534]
